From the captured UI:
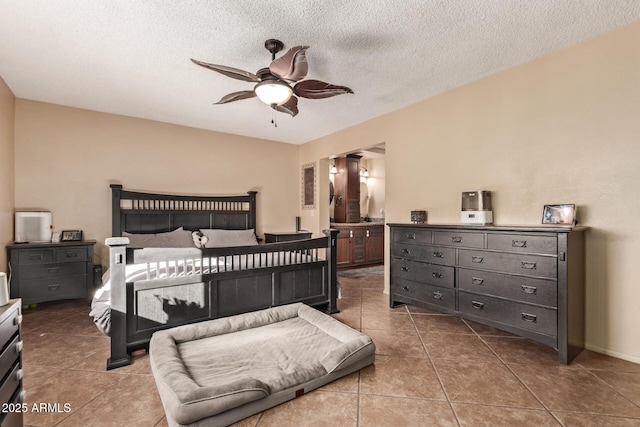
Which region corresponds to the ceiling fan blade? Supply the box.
[272,96,299,117]
[214,90,256,104]
[294,80,354,99]
[191,58,258,82]
[269,46,309,82]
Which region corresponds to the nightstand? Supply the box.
[6,241,96,305]
[264,231,312,243]
[0,299,23,427]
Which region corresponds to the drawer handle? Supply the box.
[433,251,443,258]
[512,240,527,248]
[14,315,23,326]
[366,230,370,237]
[401,266,409,272]
[471,277,484,286]
[66,252,79,258]
[16,368,23,381]
[432,272,442,279]
[471,256,484,263]
[48,267,61,273]
[48,284,61,291]
[451,236,462,243]
[15,340,23,353]
[522,313,537,323]
[401,248,411,255]
[402,285,410,291]
[406,233,416,240]
[433,291,443,300]
[521,261,537,270]
[521,285,537,295]
[30,254,43,260]
[471,301,485,310]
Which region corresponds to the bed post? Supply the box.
[324,229,340,314]
[106,237,131,370]
[247,191,257,230]
[111,184,123,237]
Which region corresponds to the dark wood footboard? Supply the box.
[105,230,339,370]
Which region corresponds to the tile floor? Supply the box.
[19,271,640,426]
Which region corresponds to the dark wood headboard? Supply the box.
[110,184,257,236]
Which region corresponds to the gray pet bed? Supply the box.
[150,303,375,427]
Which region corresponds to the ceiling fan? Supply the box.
[191,39,353,117]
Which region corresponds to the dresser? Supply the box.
[6,241,96,305]
[389,224,586,364]
[0,299,23,427]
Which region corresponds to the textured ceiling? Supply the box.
[1,1,639,145]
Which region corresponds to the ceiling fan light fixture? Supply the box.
[254,80,293,106]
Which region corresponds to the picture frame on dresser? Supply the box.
[542,204,576,225]
[60,229,83,241]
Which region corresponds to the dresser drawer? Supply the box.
[19,261,87,280]
[487,233,557,255]
[392,278,455,311]
[0,364,22,410]
[0,335,21,383]
[434,231,484,248]
[458,268,557,307]
[0,307,20,353]
[459,249,557,279]
[0,390,24,427]
[19,276,86,301]
[392,228,432,245]
[459,291,557,337]
[391,258,455,288]
[17,248,54,264]
[56,246,88,262]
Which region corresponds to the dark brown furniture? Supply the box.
[333,223,384,268]
[333,155,361,223]
[0,299,23,427]
[389,223,587,364]
[7,241,95,305]
[264,231,312,243]
[105,185,339,370]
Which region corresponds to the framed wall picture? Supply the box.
[301,162,316,209]
[60,230,83,241]
[542,204,576,225]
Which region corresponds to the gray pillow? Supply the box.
[123,227,195,248]
[200,229,258,247]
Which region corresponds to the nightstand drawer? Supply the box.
[56,247,88,262]
[0,335,21,383]
[391,258,455,288]
[18,249,54,264]
[392,278,455,311]
[459,291,557,337]
[19,276,86,301]
[0,365,21,411]
[19,261,86,280]
[458,268,557,307]
[487,233,557,255]
[0,307,20,353]
[459,249,557,278]
[434,231,484,248]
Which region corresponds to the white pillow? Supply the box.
[200,229,258,248]
[123,227,195,248]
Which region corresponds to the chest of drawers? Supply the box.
[0,299,23,427]
[389,224,587,364]
[7,241,96,305]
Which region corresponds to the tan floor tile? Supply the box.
[72,348,153,376]
[21,364,63,390]
[575,350,640,373]
[257,391,358,427]
[552,412,640,426]
[363,328,428,357]
[154,417,170,427]
[360,355,446,400]
[319,371,360,393]
[22,331,109,369]
[421,333,500,363]
[332,311,362,330]
[30,312,104,337]
[56,375,165,426]
[405,304,450,315]
[482,336,559,365]
[452,403,560,426]
[361,311,415,330]
[510,363,640,417]
[589,370,640,406]
[23,370,124,426]
[464,319,518,337]
[359,395,457,427]
[412,314,475,335]
[433,359,542,408]
[229,413,262,426]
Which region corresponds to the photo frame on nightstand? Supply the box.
[60,230,83,241]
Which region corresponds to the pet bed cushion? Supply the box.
[150,303,375,426]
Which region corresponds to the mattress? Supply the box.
[149,303,375,427]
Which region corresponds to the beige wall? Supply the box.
[0,77,15,269]
[301,21,640,363]
[14,100,301,266]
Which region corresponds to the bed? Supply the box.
[93,184,339,370]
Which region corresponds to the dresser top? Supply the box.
[387,223,588,233]
[6,240,97,249]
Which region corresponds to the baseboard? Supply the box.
[584,343,640,364]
